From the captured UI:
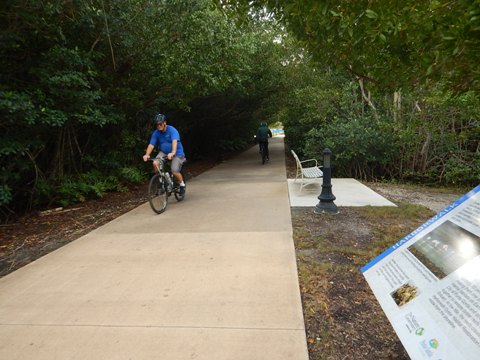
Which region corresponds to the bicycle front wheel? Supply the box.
[148,173,168,214]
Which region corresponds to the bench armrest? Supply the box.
[300,158,319,167]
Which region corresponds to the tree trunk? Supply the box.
[420,129,431,172]
[51,126,80,179]
[358,78,377,118]
[393,90,401,121]
[52,128,66,178]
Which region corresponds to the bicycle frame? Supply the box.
[147,157,185,214]
[259,142,268,164]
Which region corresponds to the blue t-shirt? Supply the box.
[149,125,185,157]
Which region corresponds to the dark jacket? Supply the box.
[256,124,272,142]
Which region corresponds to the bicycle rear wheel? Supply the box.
[148,173,168,214]
[260,144,267,164]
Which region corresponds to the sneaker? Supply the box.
[179,185,186,196]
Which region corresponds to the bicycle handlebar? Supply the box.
[147,156,170,162]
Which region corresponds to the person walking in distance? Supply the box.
[143,113,186,196]
[256,121,273,161]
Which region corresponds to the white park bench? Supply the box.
[291,150,323,192]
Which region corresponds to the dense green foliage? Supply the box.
[267,60,479,185]
[1,0,478,221]
[302,86,480,184]
[0,0,287,220]
[219,0,480,92]
[219,1,479,186]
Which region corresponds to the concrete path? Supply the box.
[0,137,309,360]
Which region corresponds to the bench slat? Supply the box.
[303,167,323,178]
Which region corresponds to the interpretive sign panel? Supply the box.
[362,185,480,360]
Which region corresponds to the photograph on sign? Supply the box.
[407,220,480,279]
[390,282,419,307]
[391,283,418,306]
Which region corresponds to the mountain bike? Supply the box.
[148,157,185,214]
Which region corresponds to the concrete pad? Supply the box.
[195,155,287,182]
[93,182,292,234]
[287,178,397,207]
[0,326,308,360]
[0,232,304,329]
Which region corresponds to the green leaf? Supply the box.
[365,9,378,19]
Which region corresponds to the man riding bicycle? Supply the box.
[256,121,273,161]
[143,113,186,196]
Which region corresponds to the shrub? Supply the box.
[119,167,145,184]
[35,171,127,208]
[443,151,480,186]
[304,115,401,179]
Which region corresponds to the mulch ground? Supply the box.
[292,207,412,360]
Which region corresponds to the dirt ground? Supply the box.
[0,150,466,360]
[366,182,463,213]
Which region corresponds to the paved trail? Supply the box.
[0,137,308,360]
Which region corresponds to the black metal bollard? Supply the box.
[314,148,339,214]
